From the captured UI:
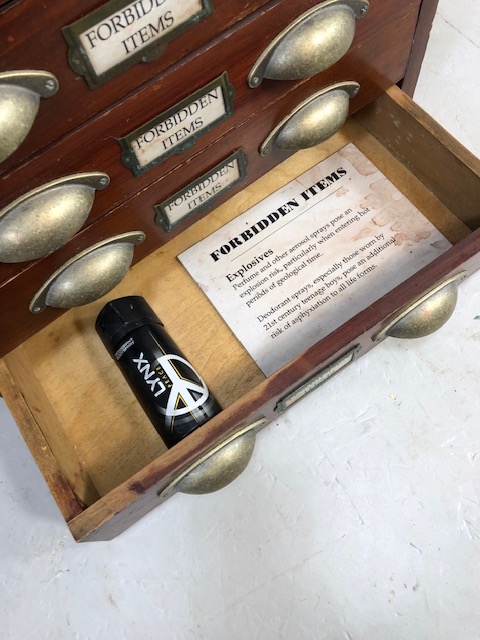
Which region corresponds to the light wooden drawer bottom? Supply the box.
[1,86,479,541]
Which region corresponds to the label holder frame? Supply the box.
[119,72,235,176]
[62,0,213,89]
[154,149,248,232]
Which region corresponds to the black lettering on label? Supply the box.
[85,1,170,50]
[122,11,174,54]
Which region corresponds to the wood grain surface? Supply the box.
[402,0,441,95]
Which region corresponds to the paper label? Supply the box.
[179,144,452,376]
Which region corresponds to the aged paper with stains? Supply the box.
[179,143,451,375]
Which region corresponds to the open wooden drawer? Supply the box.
[1,86,479,541]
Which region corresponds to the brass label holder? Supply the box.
[62,0,212,89]
[154,149,248,231]
[119,72,235,176]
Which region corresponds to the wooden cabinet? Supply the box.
[4,0,476,543]
[1,0,424,352]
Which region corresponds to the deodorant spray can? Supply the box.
[95,296,221,448]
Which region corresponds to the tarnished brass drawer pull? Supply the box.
[374,273,466,341]
[0,70,59,163]
[0,172,110,263]
[248,0,369,87]
[159,418,266,497]
[260,81,359,156]
[29,231,145,313]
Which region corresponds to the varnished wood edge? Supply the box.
[401,0,440,96]
[0,359,83,522]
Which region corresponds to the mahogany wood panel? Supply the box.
[0,0,421,288]
[0,0,272,174]
[401,0,440,96]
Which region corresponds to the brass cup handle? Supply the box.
[0,70,59,163]
[0,172,110,263]
[159,418,266,497]
[248,0,369,87]
[260,81,359,156]
[29,231,145,313]
[374,273,466,341]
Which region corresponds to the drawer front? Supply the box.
[0,0,421,290]
[1,87,480,540]
[0,0,272,172]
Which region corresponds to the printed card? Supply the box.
[179,144,451,375]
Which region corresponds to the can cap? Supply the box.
[95,296,163,354]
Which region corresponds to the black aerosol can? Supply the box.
[95,296,221,448]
